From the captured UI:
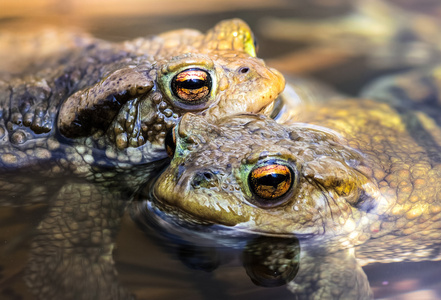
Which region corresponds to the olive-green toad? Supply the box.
[150,67,441,299]
[0,19,284,300]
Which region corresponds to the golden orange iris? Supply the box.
[249,164,292,200]
[172,69,210,102]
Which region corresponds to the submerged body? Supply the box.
[150,67,441,298]
[0,20,285,299]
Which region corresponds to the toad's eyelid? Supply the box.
[174,69,209,84]
[163,58,215,74]
[245,151,294,165]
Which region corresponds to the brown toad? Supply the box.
[0,19,284,299]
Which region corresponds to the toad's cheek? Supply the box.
[211,63,285,118]
[254,67,286,113]
[152,172,251,226]
[241,66,286,114]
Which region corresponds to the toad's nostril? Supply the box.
[239,67,250,74]
[191,171,215,188]
[203,172,213,180]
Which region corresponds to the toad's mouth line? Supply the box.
[134,198,308,245]
[137,188,313,240]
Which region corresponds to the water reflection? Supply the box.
[131,189,374,299]
[243,236,300,288]
[130,198,301,291]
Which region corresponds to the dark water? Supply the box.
[122,196,441,300]
[118,211,299,300]
[2,202,441,299]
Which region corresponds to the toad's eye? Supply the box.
[248,163,294,206]
[171,68,212,103]
[164,127,176,158]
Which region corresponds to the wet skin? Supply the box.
[151,67,441,298]
[0,19,285,299]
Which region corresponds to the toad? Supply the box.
[0,19,284,299]
[150,67,441,298]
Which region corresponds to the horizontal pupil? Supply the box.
[177,78,207,90]
[257,173,288,187]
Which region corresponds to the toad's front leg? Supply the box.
[25,182,134,300]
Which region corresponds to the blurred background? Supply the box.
[2,0,441,299]
[2,0,441,94]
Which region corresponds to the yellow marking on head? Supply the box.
[242,30,256,57]
[206,19,257,57]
